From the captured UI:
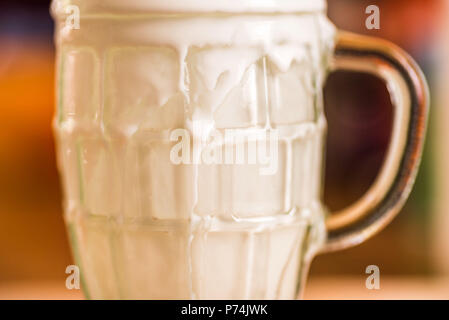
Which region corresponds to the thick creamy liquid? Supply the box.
[52,0,336,299]
[69,200,326,299]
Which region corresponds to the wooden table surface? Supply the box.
[0,277,448,300]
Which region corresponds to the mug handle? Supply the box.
[323,31,429,252]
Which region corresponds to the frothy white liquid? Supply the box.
[52,1,336,299]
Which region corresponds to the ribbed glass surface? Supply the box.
[53,12,334,299]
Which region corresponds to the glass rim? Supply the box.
[51,0,327,19]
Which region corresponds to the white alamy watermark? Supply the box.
[53,2,80,31]
[365,265,381,290]
[170,128,279,176]
[366,5,380,30]
[65,265,81,290]
[65,5,80,30]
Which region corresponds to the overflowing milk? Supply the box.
[52,0,336,299]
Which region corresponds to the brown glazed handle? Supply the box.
[323,31,429,252]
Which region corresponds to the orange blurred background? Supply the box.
[0,0,448,298]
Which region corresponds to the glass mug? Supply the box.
[51,0,428,299]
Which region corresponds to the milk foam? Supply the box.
[52,10,336,123]
[52,0,326,15]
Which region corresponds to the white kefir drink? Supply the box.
[52,0,336,299]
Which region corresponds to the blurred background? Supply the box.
[0,0,448,299]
